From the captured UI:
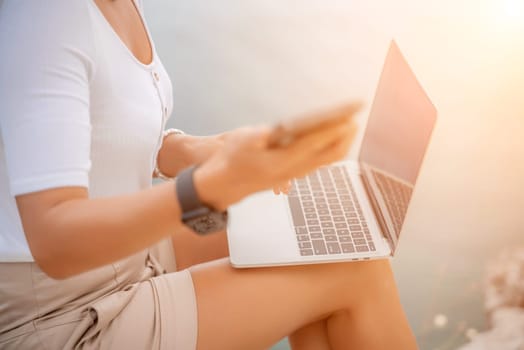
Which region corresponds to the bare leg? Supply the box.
[171,229,229,271]
[189,258,416,350]
[289,319,331,350]
[171,231,416,350]
[172,230,330,349]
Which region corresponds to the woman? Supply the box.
[0,0,417,349]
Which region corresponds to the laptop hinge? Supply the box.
[359,171,396,255]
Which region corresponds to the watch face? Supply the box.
[186,211,228,235]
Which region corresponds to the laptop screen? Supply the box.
[359,41,437,186]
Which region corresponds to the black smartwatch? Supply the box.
[176,166,228,235]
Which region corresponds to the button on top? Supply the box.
[153,71,160,82]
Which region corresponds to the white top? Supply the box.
[0,0,173,262]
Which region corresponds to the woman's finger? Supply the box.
[272,180,292,195]
[273,121,357,179]
[308,123,358,169]
[285,120,355,159]
[280,180,292,194]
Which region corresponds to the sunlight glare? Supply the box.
[504,0,524,18]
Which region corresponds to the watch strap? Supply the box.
[176,166,228,234]
[176,166,204,220]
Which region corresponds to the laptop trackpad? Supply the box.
[228,191,300,267]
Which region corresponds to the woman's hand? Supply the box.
[158,132,292,195]
[194,104,359,211]
[178,134,227,168]
[273,181,292,195]
[156,133,225,178]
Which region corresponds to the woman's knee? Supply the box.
[318,259,396,310]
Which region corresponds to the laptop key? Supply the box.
[299,242,312,249]
[349,225,361,231]
[337,229,350,235]
[369,242,376,251]
[325,235,337,242]
[327,242,342,254]
[321,222,334,228]
[351,232,364,239]
[309,226,321,232]
[312,240,328,255]
[354,238,367,245]
[333,216,345,222]
[295,227,307,235]
[297,235,310,242]
[323,228,335,235]
[311,232,322,239]
[288,196,306,227]
[300,249,314,256]
[341,243,355,253]
[335,223,347,229]
[339,236,351,242]
[356,245,370,252]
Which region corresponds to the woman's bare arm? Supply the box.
[16,182,184,279]
[16,107,357,280]
[155,132,225,178]
[156,132,291,194]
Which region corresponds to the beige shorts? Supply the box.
[0,238,198,349]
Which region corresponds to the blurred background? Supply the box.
[144,1,524,349]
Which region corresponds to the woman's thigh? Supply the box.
[171,229,229,271]
[188,257,406,350]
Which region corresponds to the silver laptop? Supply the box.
[227,40,437,267]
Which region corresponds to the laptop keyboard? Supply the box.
[370,169,412,238]
[288,166,376,256]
